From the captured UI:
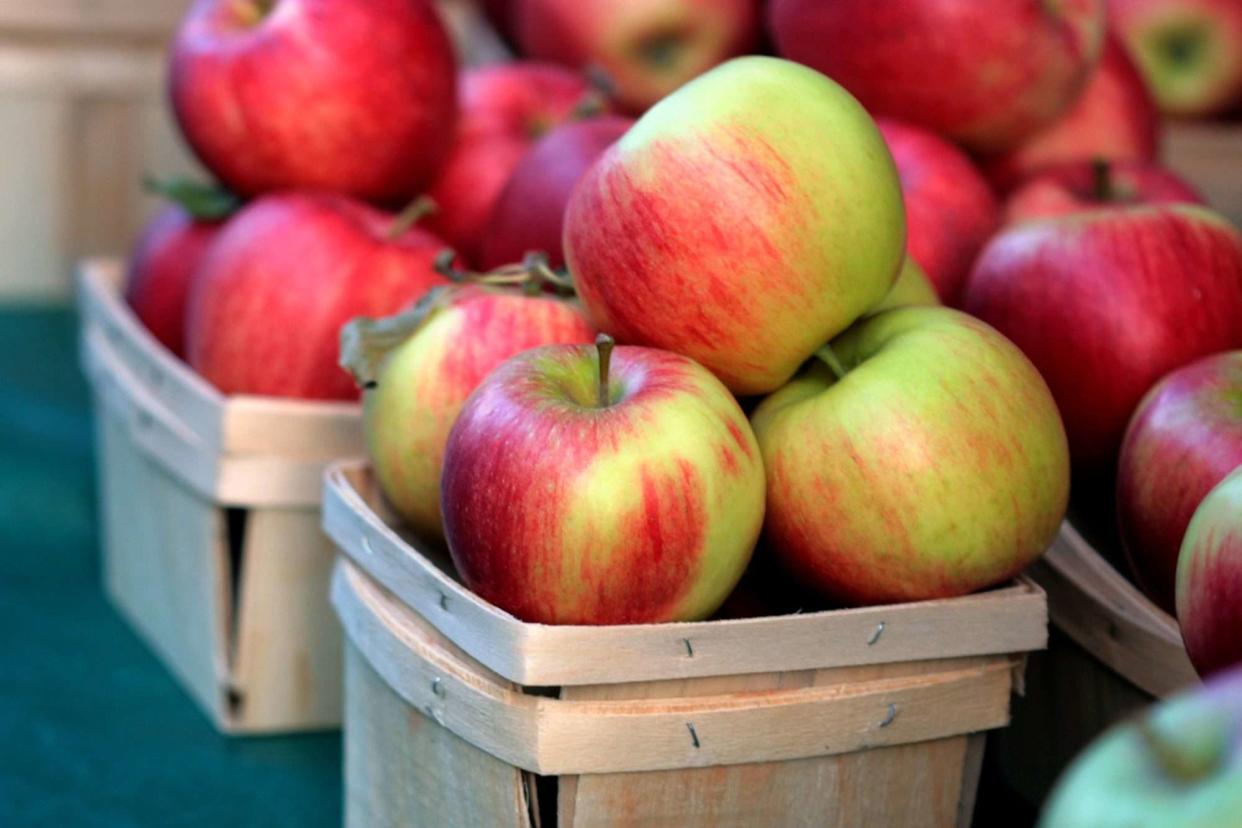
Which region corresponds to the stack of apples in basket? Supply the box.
[124,0,1242,819]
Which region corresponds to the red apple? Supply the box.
[1177,467,1242,678]
[962,204,1242,473]
[426,62,602,264]
[1118,352,1242,612]
[877,119,999,303]
[984,37,1160,193]
[440,337,766,624]
[1109,0,1242,117]
[341,282,595,539]
[170,0,456,203]
[479,115,633,271]
[1004,159,1203,224]
[768,0,1105,152]
[187,192,450,400]
[126,206,224,358]
[565,57,907,396]
[513,0,760,113]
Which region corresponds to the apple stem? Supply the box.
[385,195,438,241]
[596,333,615,408]
[814,344,848,381]
[1135,715,1220,785]
[1092,158,1113,203]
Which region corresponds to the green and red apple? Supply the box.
[1177,467,1242,678]
[440,337,765,624]
[751,307,1070,605]
[565,56,906,396]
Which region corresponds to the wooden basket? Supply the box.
[77,258,362,733]
[324,460,1049,827]
[1165,121,1242,228]
[995,522,1198,802]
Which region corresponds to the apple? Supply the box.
[187,192,450,400]
[1039,664,1242,827]
[750,306,1070,606]
[341,283,595,539]
[767,0,1106,152]
[867,257,941,317]
[170,0,456,203]
[984,36,1160,192]
[1004,159,1203,224]
[126,204,226,358]
[1108,0,1242,117]
[1119,352,1242,612]
[877,118,1000,303]
[440,336,766,624]
[479,115,633,271]
[962,204,1242,473]
[565,56,906,396]
[513,0,760,113]
[1177,467,1242,678]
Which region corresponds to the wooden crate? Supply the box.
[324,460,1049,827]
[1165,122,1242,228]
[995,522,1199,803]
[77,258,362,733]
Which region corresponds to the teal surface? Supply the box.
[0,308,341,827]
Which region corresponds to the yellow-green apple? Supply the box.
[513,0,759,113]
[187,192,450,400]
[984,37,1161,192]
[1003,159,1202,224]
[877,118,999,303]
[867,257,941,317]
[565,56,906,396]
[126,201,230,358]
[768,0,1105,152]
[426,62,605,264]
[750,307,1070,606]
[1109,0,1242,117]
[1119,352,1242,612]
[1177,467,1242,678]
[479,115,633,270]
[963,205,1242,473]
[440,336,765,624]
[170,0,456,204]
[341,285,595,539]
[1039,665,1242,827]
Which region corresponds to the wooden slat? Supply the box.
[0,0,188,38]
[1165,122,1242,228]
[323,461,1048,687]
[332,560,1018,776]
[1030,522,1198,698]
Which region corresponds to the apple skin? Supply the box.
[1003,159,1203,224]
[565,56,906,396]
[187,192,450,401]
[479,115,633,270]
[359,289,595,539]
[1119,352,1242,612]
[426,63,599,265]
[514,0,759,114]
[1109,0,1242,117]
[750,307,1070,606]
[962,205,1242,474]
[170,0,456,204]
[440,342,766,625]
[867,257,941,317]
[125,206,223,358]
[983,37,1160,193]
[767,0,1105,152]
[1177,468,1242,678]
[1039,664,1242,828]
[877,118,1000,304]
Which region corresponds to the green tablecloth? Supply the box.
[0,308,340,827]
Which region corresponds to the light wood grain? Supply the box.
[333,560,1018,777]
[324,461,1048,688]
[1165,122,1242,228]
[0,0,189,38]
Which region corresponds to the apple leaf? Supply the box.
[339,286,457,390]
[143,176,241,221]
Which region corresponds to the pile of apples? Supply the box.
[124,0,1241,643]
